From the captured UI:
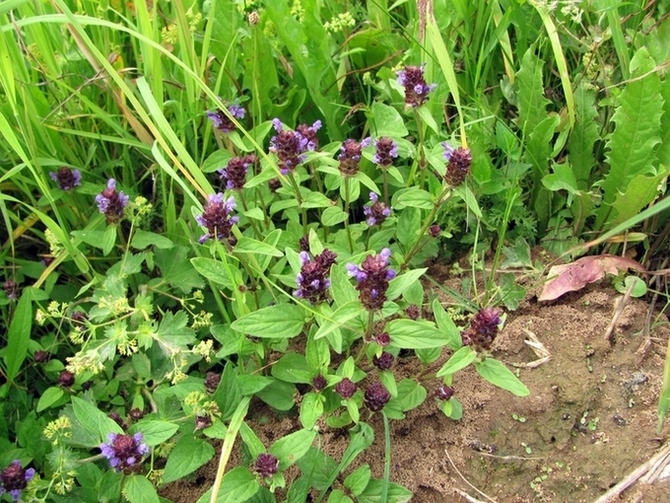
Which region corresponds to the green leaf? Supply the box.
[271,353,312,384]
[295,447,339,492]
[328,490,354,503]
[322,206,348,226]
[395,207,420,247]
[358,479,413,503]
[155,311,197,355]
[387,319,449,349]
[71,396,123,444]
[368,102,408,137]
[123,475,159,503]
[608,169,670,227]
[436,346,476,377]
[256,379,296,411]
[542,162,579,194]
[453,184,482,219]
[330,265,358,306]
[614,276,647,298]
[231,304,305,338]
[658,77,670,168]
[389,379,426,413]
[213,362,242,420]
[235,236,283,257]
[515,47,550,135]
[162,435,215,484]
[270,429,317,470]
[475,358,530,396]
[201,149,232,173]
[300,392,323,429]
[387,268,426,301]
[314,302,363,340]
[4,294,32,380]
[102,224,118,256]
[344,464,371,496]
[569,84,599,188]
[302,191,334,209]
[129,420,179,446]
[190,257,234,290]
[432,299,462,351]
[37,386,64,412]
[599,47,663,225]
[197,467,260,503]
[395,188,434,209]
[155,246,205,294]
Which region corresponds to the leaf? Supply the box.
[231,304,305,338]
[368,102,409,137]
[322,206,349,226]
[386,268,426,301]
[197,467,260,503]
[256,379,296,411]
[387,319,450,349]
[190,257,235,290]
[515,47,550,135]
[608,168,670,227]
[475,358,530,396]
[314,302,364,340]
[4,294,32,380]
[300,392,323,429]
[156,311,197,355]
[71,396,123,444]
[658,77,670,168]
[344,465,371,496]
[614,276,647,298]
[162,435,215,484]
[269,429,317,470]
[542,162,579,194]
[129,420,179,447]
[271,353,312,384]
[328,490,354,503]
[155,246,205,294]
[358,479,413,503]
[235,236,283,257]
[569,84,599,188]
[395,188,434,209]
[37,386,64,412]
[295,447,339,492]
[436,346,477,377]
[598,47,663,224]
[431,299,461,351]
[123,475,159,503]
[539,254,646,301]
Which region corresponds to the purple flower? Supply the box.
[2,280,18,300]
[195,414,212,430]
[443,143,472,186]
[96,179,129,223]
[218,154,255,190]
[338,138,371,176]
[294,249,337,304]
[364,382,391,412]
[269,119,310,175]
[372,137,398,166]
[429,224,441,238]
[59,370,75,387]
[435,384,455,401]
[396,65,435,108]
[100,432,150,473]
[335,378,357,399]
[404,305,420,320]
[372,332,391,347]
[363,192,391,226]
[207,103,245,133]
[205,371,221,394]
[347,248,396,311]
[50,167,82,190]
[196,193,239,245]
[254,453,279,478]
[373,352,394,370]
[0,460,35,502]
[461,307,502,351]
[296,120,322,151]
[313,374,327,392]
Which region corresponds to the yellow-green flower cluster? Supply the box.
[44,416,72,446]
[324,12,355,33]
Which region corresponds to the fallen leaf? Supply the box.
[539,254,646,301]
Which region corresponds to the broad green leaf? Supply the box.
[515,47,550,135]
[387,319,449,349]
[213,362,242,420]
[155,246,205,294]
[302,191,334,209]
[322,206,349,226]
[387,268,426,301]
[37,386,64,412]
[4,294,32,380]
[300,392,323,429]
[271,353,312,384]
[542,162,579,194]
[102,224,117,256]
[658,77,670,168]
[390,379,426,413]
[256,379,296,411]
[235,236,283,257]
[608,169,670,227]
[569,84,599,188]
[344,464,371,496]
[330,265,358,306]
[358,479,413,503]
[295,447,339,492]
[395,188,433,209]
[191,256,235,289]
[129,420,179,446]
[436,346,476,377]
[315,302,363,340]
[71,396,123,444]
[328,490,354,503]
[162,435,215,484]
[368,102,408,137]
[123,475,159,503]
[197,467,260,503]
[432,299,462,351]
[231,304,305,338]
[270,429,317,469]
[475,358,530,396]
[201,149,232,173]
[395,207,420,247]
[453,184,482,219]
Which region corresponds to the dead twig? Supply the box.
[513,328,551,368]
[604,280,635,344]
[444,447,498,503]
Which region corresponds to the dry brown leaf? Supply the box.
[539,254,646,301]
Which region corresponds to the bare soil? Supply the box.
[160,280,670,503]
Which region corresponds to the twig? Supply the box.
[603,280,635,344]
[475,451,544,461]
[444,447,498,503]
[454,488,488,503]
[513,328,551,368]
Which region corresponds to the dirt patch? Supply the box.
[160,284,670,503]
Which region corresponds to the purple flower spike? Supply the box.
[338,138,369,176]
[296,120,323,151]
[443,145,472,187]
[196,193,238,245]
[95,179,129,223]
[254,453,279,478]
[347,249,395,311]
[218,154,255,190]
[373,351,394,370]
[50,167,82,190]
[207,103,245,133]
[364,382,391,412]
[363,192,391,226]
[294,249,337,304]
[396,64,435,108]
[461,307,503,350]
[269,119,310,175]
[100,432,149,473]
[335,378,357,399]
[0,460,35,502]
[373,137,398,166]
[435,384,455,401]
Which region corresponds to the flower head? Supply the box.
[363,192,391,226]
[218,154,255,190]
[435,384,455,401]
[312,374,327,392]
[3,280,18,300]
[296,120,322,151]
[364,382,391,412]
[373,352,394,371]
[50,167,82,190]
[372,137,398,166]
[100,432,150,473]
[207,104,245,133]
[397,65,435,108]
[205,371,221,394]
[404,305,420,320]
[429,224,441,238]
[461,307,502,351]
[372,332,391,347]
[337,138,371,176]
[346,248,396,311]
[269,119,310,175]
[254,453,279,478]
[335,378,357,399]
[0,460,35,502]
[443,144,472,187]
[294,249,337,304]
[59,370,75,387]
[96,179,129,223]
[196,193,239,245]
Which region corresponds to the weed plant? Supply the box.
[1,0,670,502]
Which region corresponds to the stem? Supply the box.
[343,177,354,253]
[381,411,391,503]
[355,311,375,365]
[288,172,308,234]
[403,187,451,268]
[209,396,251,503]
[485,187,518,304]
[238,190,262,240]
[382,167,389,206]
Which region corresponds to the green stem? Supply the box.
[344,176,354,253]
[381,411,391,503]
[238,189,262,240]
[209,397,251,503]
[403,187,451,268]
[288,172,308,234]
[382,167,389,206]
